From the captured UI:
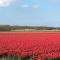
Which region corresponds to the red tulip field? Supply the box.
[0,32,60,60]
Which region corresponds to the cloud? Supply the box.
[33,5,39,8]
[21,4,39,9]
[21,4,29,8]
[0,0,13,7]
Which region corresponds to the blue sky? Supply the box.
[0,0,60,27]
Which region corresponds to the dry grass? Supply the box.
[11,29,60,32]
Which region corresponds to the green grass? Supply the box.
[0,54,60,60]
[0,54,33,60]
[0,54,21,60]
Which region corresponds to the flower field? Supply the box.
[0,32,60,60]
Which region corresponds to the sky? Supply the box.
[0,0,60,27]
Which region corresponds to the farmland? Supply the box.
[0,32,60,60]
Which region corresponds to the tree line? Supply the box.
[0,25,60,31]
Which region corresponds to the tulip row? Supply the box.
[0,32,60,60]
